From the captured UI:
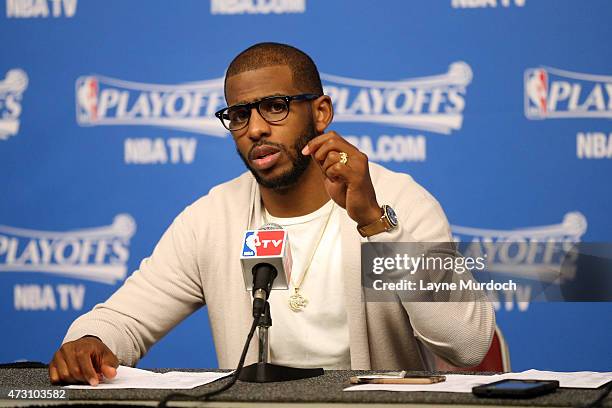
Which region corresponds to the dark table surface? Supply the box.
[0,368,610,407]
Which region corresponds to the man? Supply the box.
[50,43,494,385]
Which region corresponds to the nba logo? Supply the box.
[525,68,549,119]
[242,231,258,256]
[76,76,99,123]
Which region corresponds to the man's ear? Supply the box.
[312,95,334,134]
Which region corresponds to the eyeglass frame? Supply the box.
[214,93,321,131]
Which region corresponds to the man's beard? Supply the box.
[237,125,317,190]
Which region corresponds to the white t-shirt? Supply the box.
[263,200,351,369]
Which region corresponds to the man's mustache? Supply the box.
[247,141,291,161]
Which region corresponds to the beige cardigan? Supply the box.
[64,163,495,370]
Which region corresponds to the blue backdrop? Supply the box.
[1,0,611,371]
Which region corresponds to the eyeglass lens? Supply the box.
[225,97,289,130]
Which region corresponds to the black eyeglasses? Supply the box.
[215,93,321,131]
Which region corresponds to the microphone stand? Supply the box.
[239,301,324,383]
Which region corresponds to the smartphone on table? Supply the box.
[472,379,559,398]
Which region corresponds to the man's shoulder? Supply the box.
[369,162,422,196]
[368,162,444,213]
[369,161,413,181]
[368,162,451,242]
[187,171,254,213]
[208,171,254,196]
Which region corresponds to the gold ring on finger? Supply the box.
[339,151,348,165]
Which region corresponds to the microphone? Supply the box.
[240,223,292,317]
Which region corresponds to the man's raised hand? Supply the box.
[303,131,382,228]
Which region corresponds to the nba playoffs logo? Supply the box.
[322,62,472,135]
[242,230,286,257]
[525,66,612,119]
[0,214,136,285]
[0,69,28,141]
[75,75,227,137]
[452,212,588,311]
[453,212,587,282]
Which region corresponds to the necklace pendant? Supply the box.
[288,290,308,312]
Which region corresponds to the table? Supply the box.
[0,368,610,407]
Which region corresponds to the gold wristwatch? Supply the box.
[357,205,399,237]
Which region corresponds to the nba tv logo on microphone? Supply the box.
[240,230,292,291]
[242,230,286,257]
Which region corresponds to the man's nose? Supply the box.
[246,107,271,141]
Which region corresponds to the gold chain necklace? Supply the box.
[263,202,335,312]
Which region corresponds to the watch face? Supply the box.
[385,205,398,227]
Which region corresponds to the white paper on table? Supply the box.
[503,369,612,389]
[64,365,233,389]
[344,369,612,393]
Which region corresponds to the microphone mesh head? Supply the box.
[260,222,284,230]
